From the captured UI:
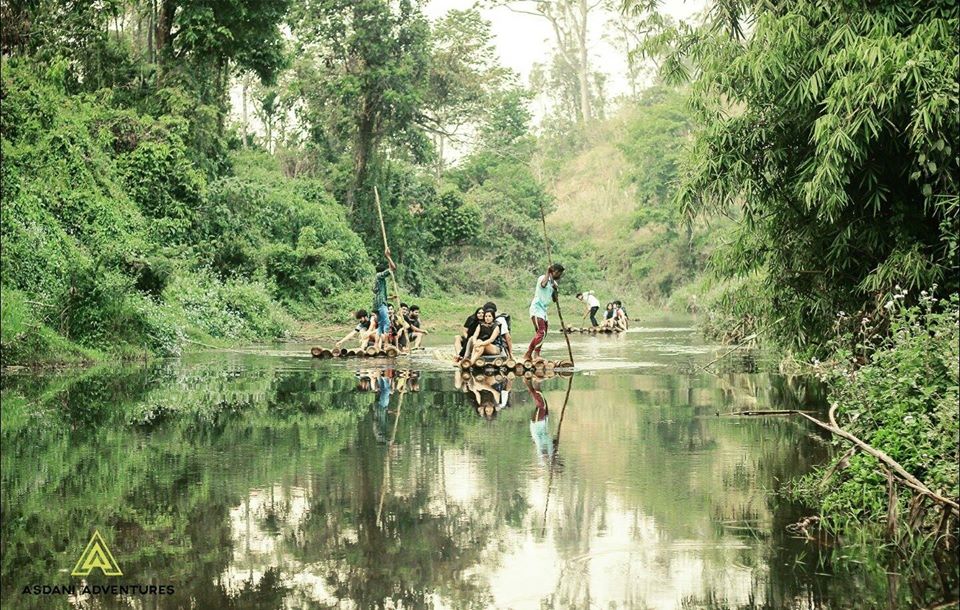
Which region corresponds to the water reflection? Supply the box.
[1,322,956,609]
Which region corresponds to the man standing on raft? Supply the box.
[522,263,564,363]
[372,248,398,352]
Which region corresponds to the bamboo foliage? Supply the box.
[637,0,959,350]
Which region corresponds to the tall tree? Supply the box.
[151,0,290,83]
[420,9,511,180]
[291,0,431,218]
[492,0,601,125]
[605,0,664,98]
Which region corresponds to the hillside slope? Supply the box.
[543,87,727,306]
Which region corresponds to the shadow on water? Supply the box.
[1,318,957,609]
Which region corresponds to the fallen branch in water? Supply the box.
[733,409,959,516]
[181,338,260,355]
[726,409,818,416]
[785,515,821,540]
[698,334,758,371]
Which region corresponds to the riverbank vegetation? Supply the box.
[1,0,957,569]
[1,2,706,367]
[636,0,959,555]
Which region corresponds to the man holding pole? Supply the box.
[522,263,564,363]
[372,248,397,352]
[576,291,601,327]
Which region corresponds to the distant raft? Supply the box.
[562,326,623,334]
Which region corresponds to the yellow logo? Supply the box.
[71,530,122,577]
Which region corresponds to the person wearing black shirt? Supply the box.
[407,305,427,349]
[454,306,485,362]
[467,309,501,362]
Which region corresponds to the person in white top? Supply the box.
[576,291,602,327]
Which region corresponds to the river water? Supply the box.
[2,316,956,609]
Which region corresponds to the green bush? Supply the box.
[795,291,959,543]
[199,152,372,303]
[423,188,479,249]
[164,273,292,341]
[0,286,99,366]
[1,63,374,365]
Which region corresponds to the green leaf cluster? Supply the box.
[656,0,959,350]
[796,292,959,544]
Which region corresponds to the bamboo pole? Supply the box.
[377,377,406,527]
[540,375,574,535]
[537,201,575,366]
[374,186,402,309]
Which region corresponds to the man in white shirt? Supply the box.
[576,291,601,327]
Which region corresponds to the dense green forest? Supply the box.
[1,0,957,558]
[1,0,710,366]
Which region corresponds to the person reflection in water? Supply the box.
[466,375,501,421]
[373,370,393,443]
[525,377,554,464]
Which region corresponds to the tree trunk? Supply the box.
[147,0,155,63]
[241,78,249,148]
[576,0,591,123]
[155,0,175,53]
[349,99,376,213]
[435,134,444,184]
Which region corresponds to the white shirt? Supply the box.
[496,315,510,336]
[583,291,600,308]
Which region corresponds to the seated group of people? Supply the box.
[602,300,630,330]
[454,302,513,363]
[576,291,630,330]
[336,302,427,352]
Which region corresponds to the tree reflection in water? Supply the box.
[1,340,956,609]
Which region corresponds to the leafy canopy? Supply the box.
[644,0,959,349]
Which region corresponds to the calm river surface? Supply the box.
[2,316,956,609]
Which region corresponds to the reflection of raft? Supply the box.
[562,326,623,334]
[311,346,402,359]
[451,354,573,375]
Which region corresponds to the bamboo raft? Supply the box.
[311,346,403,359]
[453,355,573,375]
[311,347,573,375]
[562,326,623,334]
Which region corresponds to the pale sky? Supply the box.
[230,1,707,152]
[424,0,707,105]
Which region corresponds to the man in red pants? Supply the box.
[522,263,564,362]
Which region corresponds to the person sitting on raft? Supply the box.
[336,309,376,349]
[397,303,412,350]
[522,263,565,363]
[482,301,513,360]
[454,306,485,362]
[601,302,616,329]
[387,303,409,350]
[407,305,427,349]
[615,300,630,329]
[577,291,601,327]
[467,309,501,362]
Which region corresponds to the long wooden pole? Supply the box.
[374,186,402,307]
[537,202,575,365]
[377,376,406,526]
[540,375,574,535]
